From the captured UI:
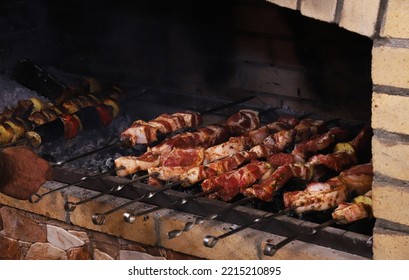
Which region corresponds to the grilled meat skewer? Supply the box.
[120,111,203,146]
[263,191,373,256]
[282,163,373,214]
[115,109,261,177]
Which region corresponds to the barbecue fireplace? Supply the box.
[0,0,408,260]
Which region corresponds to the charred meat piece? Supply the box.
[151,124,230,155]
[349,125,373,163]
[121,111,202,146]
[243,162,314,202]
[202,160,273,201]
[180,150,258,187]
[225,109,260,136]
[116,124,229,176]
[338,163,373,195]
[293,118,326,143]
[332,192,373,224]
[291,127,350,161]
[204,136,247,164]
[262,129,296,151]
[115,152,161,177]
[148,148,205,181]
[204,120,295,164]
[267,152,298,169]
[309,142,357,172]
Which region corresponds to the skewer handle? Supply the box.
[263,218,338,256]
[203,207,295,248]
[123,188,217,223]
[64,172,154,212]
[91,180,178,225]
[29,167,122,204]
[167,196,253,240]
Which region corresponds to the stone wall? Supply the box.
[0,205,198,260]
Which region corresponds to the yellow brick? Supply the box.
[381,0,409,39]
[372,46,409,88]
[373,228,409,259]
[266,0,297,10]
[339,0,381,37]
[373,183,409,227]
[300,0,337,23]
[372,135,409,181]
[372,92,409,135]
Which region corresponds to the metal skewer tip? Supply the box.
[92,213,106,225]
[64,202,77,212]
[123,212,136,223]
[167,196,252,240]
[123,188,214,224]
[203,235,219,248]
[28,193,43,204]
[263,243,278,256]
[262,218,338,256]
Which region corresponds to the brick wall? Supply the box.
[268,0,409,260]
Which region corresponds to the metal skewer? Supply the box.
[40,95,256,166]
[263,218,338,256]
[51,139,128,168]
[91,180,180,225]
[167,196,254,239]
[123,188,219,223]
[203,207,295,248]
[64,172,156,211]
[28,167,124,203]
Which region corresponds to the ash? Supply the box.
[37,113,139,172]
[0,76,43,111]
[0,73,144,172]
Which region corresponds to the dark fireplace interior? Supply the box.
[0,0,375,259]
[1,0,372,119]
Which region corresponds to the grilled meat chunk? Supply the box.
[332,191,373,224]
[201,160,273,201]
[243,163,315,202]
[283,177,348,214]
[225,109,260,135]
[121,111,202,146]
[148,148,205,181]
